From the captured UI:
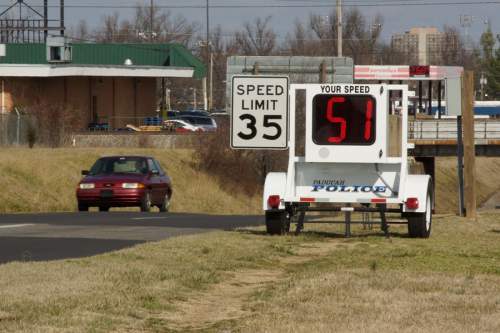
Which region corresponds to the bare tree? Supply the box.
[233,16,277,55]
[309,13,337,55]
[94,12,135,42]
[285,20,313,55]
[287,9,383,62]
[343,9,383,64]
[134,5,198,45]
[208,26,229,109]
[71,20,90,41]
[92,5,198,45]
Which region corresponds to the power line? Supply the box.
[1,1,499,9]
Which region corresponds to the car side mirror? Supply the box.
[149,169,159,176]
[81,170,89,176]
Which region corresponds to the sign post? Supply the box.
[231,76,289,149]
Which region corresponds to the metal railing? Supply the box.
[409,119,500,141]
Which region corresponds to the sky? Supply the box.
[2,0,500,44]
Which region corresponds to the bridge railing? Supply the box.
[409,120,500,140]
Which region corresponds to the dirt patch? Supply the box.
[161,269,282,331]
[480,191,500,211]
[282,240,369,265]
[0,311,15,322]
[161,239,353,330]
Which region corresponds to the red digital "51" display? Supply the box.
[312,95,376,145]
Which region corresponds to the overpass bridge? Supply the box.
[409,119,500,157]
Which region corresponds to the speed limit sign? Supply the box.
[231,76,289,149]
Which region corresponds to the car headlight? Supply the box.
[122,183,145,189]
[79,183,95,189]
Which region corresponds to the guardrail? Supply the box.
[409,120,500,140]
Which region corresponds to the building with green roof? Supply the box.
[0,38,206,129]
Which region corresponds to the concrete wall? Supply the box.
[72,133,201,149]
[0,76,157,129]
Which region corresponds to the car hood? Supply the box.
[82,174,147,183]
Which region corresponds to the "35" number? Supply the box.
[238,114,282,140]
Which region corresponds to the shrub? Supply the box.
[195,121,288,196]
[26,119,37,148]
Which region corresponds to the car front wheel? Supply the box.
[78,203,89,212]
[159,194,170,212]
[141,191,152,212]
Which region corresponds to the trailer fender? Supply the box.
[263,172,287,211]
[403,175,432,213]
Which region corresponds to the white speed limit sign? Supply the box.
[231,76,289,149]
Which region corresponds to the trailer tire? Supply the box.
[265,210,287,235]
[407,191,432,238]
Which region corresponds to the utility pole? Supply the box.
[206,0,211,111]
[337,0,342,57]
[459,14,473,51]
[60,0,65,36]
[44,0,48,41]
[150,0,154,41]
[193,88,197,109]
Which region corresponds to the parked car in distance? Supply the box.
[183,109,210,117]
[163,119,204,133]
[76,156,172,212]
[177,115,217,132]
[166,110,180,118]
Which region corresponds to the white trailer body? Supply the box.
[263,83,433,238]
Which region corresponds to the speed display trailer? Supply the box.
[231,76,433,238]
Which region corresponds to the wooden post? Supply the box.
[456,116,465,216]
[253,62,260,75]
[462,71,477,220]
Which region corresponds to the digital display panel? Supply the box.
[312,94,376,145]
[410,65,430,77]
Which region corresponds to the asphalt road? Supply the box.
[0,212,263,265]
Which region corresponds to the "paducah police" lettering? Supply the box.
[312,184,387,193]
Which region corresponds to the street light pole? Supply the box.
[337,0,342,57]
[150,0,154,41]
[206,0,212,111]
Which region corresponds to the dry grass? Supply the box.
[1,148,499,216]
[239,212,500,333]
[0,149,499,215]
[0,148,260,215]
[0,227,313,333]
[435,157,500,213]
[0,212,499,332]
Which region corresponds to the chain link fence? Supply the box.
[0,112,37,146]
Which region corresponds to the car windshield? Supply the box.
[89,157,148,175]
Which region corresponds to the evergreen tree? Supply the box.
[481,28,499,100]
[480,24,495,60]
[485,45,500,100]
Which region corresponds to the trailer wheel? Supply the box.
[407,191,432,238]
[265,210,287,235]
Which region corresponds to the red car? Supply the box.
[76,156,172,212]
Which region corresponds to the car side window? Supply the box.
[147,159,160,175]
[153,159,166,176]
